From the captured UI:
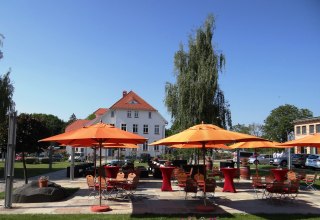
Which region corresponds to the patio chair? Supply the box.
[176,172,188,189]
[283,180,300,199]
[252,175,266,199]
[265,181,284,199]
[86,175,98,198]
[304,173,318,191]
[286,171,298,181]
[194,173,205,187]
[202,178,216,205]
[184,178,198,199]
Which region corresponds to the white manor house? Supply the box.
[65,90,168,159]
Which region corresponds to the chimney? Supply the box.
[123,90,127,97]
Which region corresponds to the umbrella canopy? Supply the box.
[171,143,231,149]
[40,122,146,209]
[229,141,281,149]
[277,133,320,148]
[150,123,265,146]
[40,122,147,145]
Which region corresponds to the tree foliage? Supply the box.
[165,14,231,132]
[263,104,313,142]
[67,113,77,125]
[86,113,96,120]
[31,113,66,136]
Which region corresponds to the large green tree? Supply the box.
[263,104,313,142]
[165,15,231,132]
[32,113,66,136]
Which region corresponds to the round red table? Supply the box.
[159,167,175,191]
[270,168,288,181]
[104,166,120,178]
[220,168,237,193]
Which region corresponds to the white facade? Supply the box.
[101,108,167,158]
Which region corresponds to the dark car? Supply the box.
[292,154,309,168]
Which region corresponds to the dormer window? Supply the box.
[128,99,138,104]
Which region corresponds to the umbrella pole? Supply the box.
[94,147,97,177]
[202,142,207,205]
[99,144,102,207]
[255,149,258,176]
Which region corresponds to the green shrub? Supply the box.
[25,157,38,164]
[41,158,50,164]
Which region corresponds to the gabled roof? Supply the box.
[94,108,108,116]
[65,119,90,132]
[110,91,156,111]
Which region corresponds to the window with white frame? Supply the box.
[143,124,148,134]
[302,126,306,135]
[310,125,315,134]
[133,124,138,133]
[149,112,152,119]
[110,123,115,127]
[143,142,148,151]
[296,126,301,135]
[111,111,114,118]
[134,111,139,118]
[154,125,160,134]
[121,124,127,131]
[316,124,320,133]
[127,110,132,118]
[154,145,159,151]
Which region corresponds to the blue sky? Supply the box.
[1,0,319,127]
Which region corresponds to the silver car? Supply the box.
[305,154,320,169]
[248,154,273,165]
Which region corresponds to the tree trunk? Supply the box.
[22,151,28,184]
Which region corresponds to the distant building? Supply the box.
[293,116,320,154]
[65,90,168,159]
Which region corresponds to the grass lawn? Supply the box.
[0,214,320,220]
[0,161,70,179]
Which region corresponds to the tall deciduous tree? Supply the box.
[165,15,231,132]
[67,113,77,125]
[263,104,313,142]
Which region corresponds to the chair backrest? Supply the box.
[194,173,204,182]
[177,172,188,184]
[97,176,107,188]
[185,179,198,193]
[116,172,126,181]
[287,171,297,181]
[127,172,137,182]
[86,175,95,188]
[204,178,216,193]
[305,173,317,183]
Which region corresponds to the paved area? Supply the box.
[1,169,320,215]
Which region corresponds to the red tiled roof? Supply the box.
[94,108,108,116]
[110,91,156,111]
[65,119,90,132]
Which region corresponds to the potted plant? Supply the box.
[38,176,49,188]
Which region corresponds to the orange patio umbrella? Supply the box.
[39,122,146,212]
[150,123,265,204]
[277,133,320,148]
[171,143,231,149]
[229,140,281,175]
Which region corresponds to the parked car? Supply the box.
[292,153,309,168]
[233,151,254,164]
[52,154,63,162]
[305,154,320,169]
[248,154,273,165]
[272,155,289,167]
[68,152,85,162]
[107,159,125,166]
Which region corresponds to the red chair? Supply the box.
[184,179,198,199]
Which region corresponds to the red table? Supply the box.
[270,168,288,181]
[159,167,175,191]
[104,166,120,178]
[220,168,237,193]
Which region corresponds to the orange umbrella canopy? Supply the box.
[277,133,320,148]
[229,141,282,149]
[40,122,147,145]
[171,143,231,150]
[150,123,265,146]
